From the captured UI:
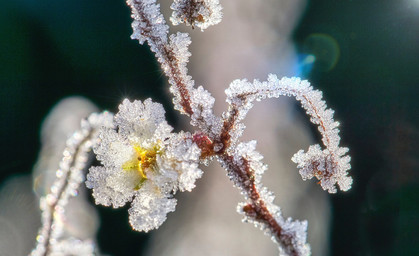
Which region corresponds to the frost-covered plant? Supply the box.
[31,1,352,256]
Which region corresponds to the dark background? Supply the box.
[0,0,418,255]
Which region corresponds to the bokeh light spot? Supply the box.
[302,33,340,72]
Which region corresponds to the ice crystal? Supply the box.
[128,0,169,46]
[171,0,223,31]
[190,86,222,137]
[292,145,352,193]
[166,32,195,113]
[233,141,266,185]
[86,99,202,231]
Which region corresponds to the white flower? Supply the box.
[86,99,202,232]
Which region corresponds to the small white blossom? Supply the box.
[86,99,202,231]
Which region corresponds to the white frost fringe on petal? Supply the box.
[128,188,177,232]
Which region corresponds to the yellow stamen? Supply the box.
[122,144,160,189]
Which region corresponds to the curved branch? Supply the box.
[222,75,352,193]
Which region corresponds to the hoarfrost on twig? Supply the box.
[30,112,114,256]
[220,140,310,256]
[127,0,221,136]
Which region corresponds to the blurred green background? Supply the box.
[0,0,418,255]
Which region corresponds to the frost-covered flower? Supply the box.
[86,99,202,231]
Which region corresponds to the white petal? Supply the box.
[93,128,134,168]
[114,99,168,141]
[148,157,179,195]
[128,188,177,232]
[106,169,142,198]
[163,132,202,192]
[151,122,174,144]
[86,166,134,208]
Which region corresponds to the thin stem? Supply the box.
[31,125,95,256]
[219,153,303,256]
[43,137,92,255]
[129,0,193,115]
[161,46,193,115]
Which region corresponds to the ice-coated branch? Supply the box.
[30,112,113,256]
[219,141,310,256]
[223,74,352,193]
[127,0,193,115]
[29,1,352,255]
[127,0,221,136]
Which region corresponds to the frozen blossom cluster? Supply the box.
[86,99,202,231]
[31,1,352,256]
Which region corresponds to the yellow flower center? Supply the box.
[122,144,160,189]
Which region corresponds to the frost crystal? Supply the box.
[190,86,222,137]
[86,99,202,231]
[171,0,223,31]
[292,145,352,193]
[127,0,222,133]
[224,74,352,193]
[166,32,195,113]
[128,0,169,47]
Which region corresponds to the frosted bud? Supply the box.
[292,144,352,193]
[170,0,223,31]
